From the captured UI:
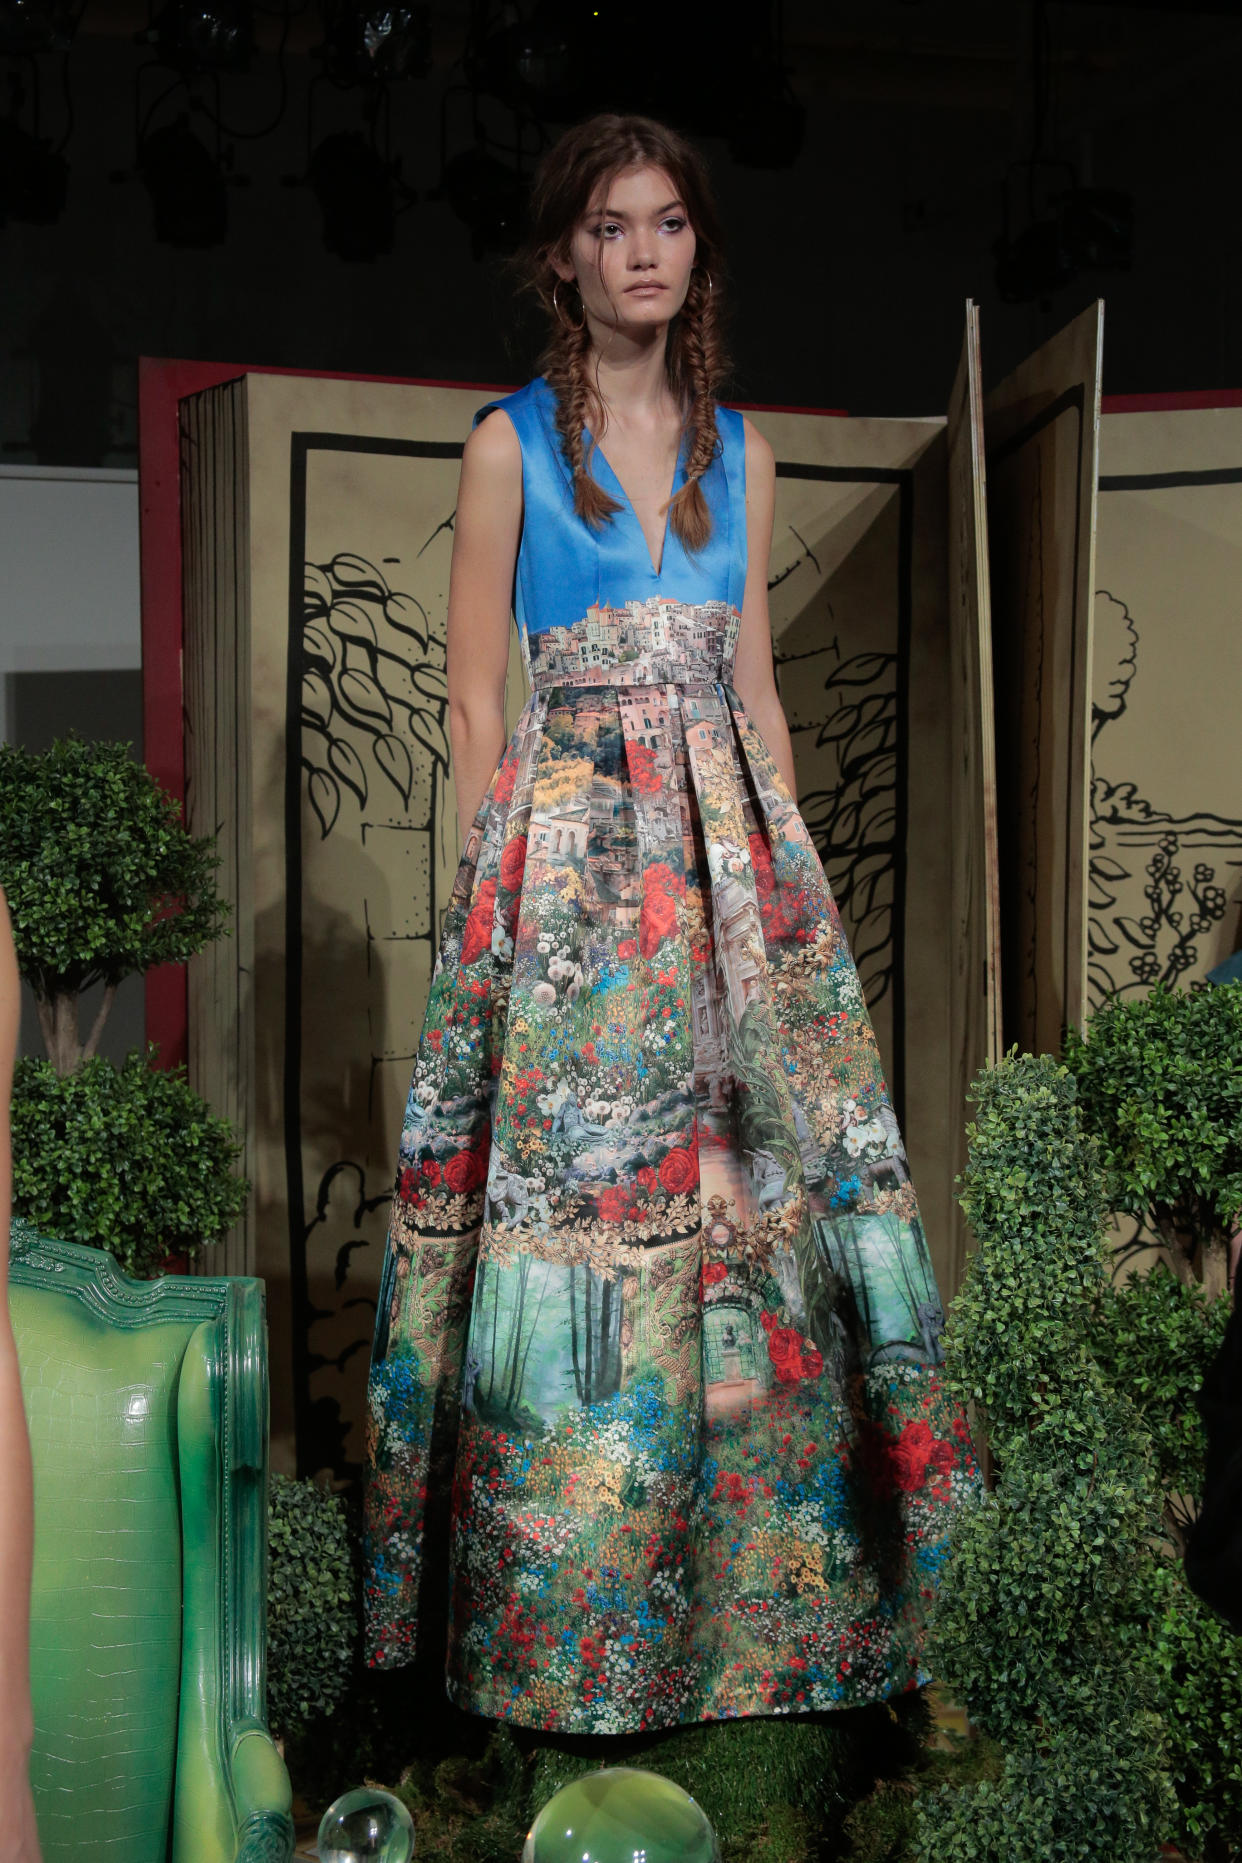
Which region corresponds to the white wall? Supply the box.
[0,465,145,1059]
[0,466,140,715]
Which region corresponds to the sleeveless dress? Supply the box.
[362,377,980,1733]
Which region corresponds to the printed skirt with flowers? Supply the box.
[363,671,980,1734]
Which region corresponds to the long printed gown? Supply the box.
[363,377,980,1733]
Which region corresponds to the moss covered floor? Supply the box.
[290,1683,993,1862]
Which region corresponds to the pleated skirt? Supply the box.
[362,676,980,1734]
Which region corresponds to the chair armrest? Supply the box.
[231,1719,294,1863]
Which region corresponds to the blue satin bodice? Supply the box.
[473,377,748,691]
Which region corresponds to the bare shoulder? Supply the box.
[740,414,775,478]
[463,406,522,479]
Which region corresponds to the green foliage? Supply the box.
[917,1051,1172,1862]
[393,1733,530,1863]
[1090,1263,1229,1506]
[917,1694,1170,1863]
[842,1734,1002,1863]
[9,1051,247,1275]
[266,1474,357,1743]
[287,1662,931,1862]
[0,736,226,997]
[525,1699,929,1862]
[1064,983,1242,1250]
[1089,1269,1241,1858]
[941,1052,1110,1427]
[926,1405,1160,1751]
[1141,1561,1242,1861]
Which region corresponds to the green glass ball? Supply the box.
[318,1786,415,1863]
[522,1766,720,1863]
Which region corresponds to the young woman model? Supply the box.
[0,894,43,1861]
[364,113,978,1735]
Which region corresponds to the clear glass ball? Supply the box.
[522,1766,720,1863]
[317,1786,415,1863]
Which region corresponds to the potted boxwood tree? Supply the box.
[1064,983,1242,1300]
[915,1051,1172,1862]
[0,736,246,1276]
[1069,983,1242,1863]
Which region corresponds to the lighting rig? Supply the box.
[0,0,81,225]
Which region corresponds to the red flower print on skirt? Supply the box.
[460,878,497,966]
[659,1145,699,1196]
[499,835,527,893]
[766,1325,824,1384]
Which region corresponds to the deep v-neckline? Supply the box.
[588,427,686,579]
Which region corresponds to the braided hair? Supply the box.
[518,114,731,553]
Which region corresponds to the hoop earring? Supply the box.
[552,280,586,332]
[697,268,714,295]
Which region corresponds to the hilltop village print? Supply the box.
[527,594,742,687]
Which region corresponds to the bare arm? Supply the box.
[0,892,41,1862]
[731,418,798,803]
[446,411,524,844]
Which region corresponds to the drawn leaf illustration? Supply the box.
[329,736,368,807]
[1092,855,1128,881]
[304,564,334,614]
[307,766,340,838]
[329,553,387,596]
[1088,919,1119,956]
[304,623,338,673]
[329,599,379,648]
[408,707,450,766]
[302,670,334,730]
[1116,916,1155,951]
[375,733,414,809]
[828,653,895,689]
[384,592,429,648]
[412,663,449,703]
[339,667,393,728]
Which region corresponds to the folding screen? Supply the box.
[1090,402,1242,1003]
[985,301,1104,1052]
[175,343,995,1475]
[944,305,1002,1280]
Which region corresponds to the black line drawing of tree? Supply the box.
[780,644,898,1008]
[295,547,454,1477]
[301,552,450,837]
[1092,591,1139,744]
[1089,588,1241,1008]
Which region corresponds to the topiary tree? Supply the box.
[915,1052,1173,1861]
[9,1050,246,1278]
[1089,1266,1242,1860]
[0,737,225,1073]
[0,736,245,1274]
[266,1474,357,1748]
[1064,983,1242,1299]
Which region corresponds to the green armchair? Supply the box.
[8,1222,294,1863]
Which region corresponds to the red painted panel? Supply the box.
[1101,390,1242,413]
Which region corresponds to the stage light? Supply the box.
[0,0,76,54]
[1059,187,1132,272]
[0,115,68,223]
[465,3,576,115]
[320,0,431,84]
[307,130,395,260]
[138,116,228,245]
[140,0,253,72]
[438,144,528,259]
[994,185,1133,302]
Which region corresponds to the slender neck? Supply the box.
[581,325,678,430]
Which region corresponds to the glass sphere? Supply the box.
[318,1787,415,1863]
[522,1766,720,1863]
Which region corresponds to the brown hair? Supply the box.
[518,113,730,553]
